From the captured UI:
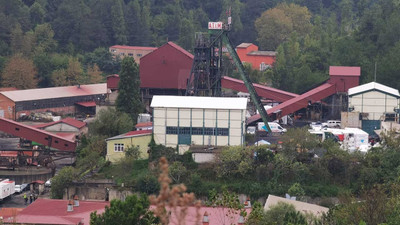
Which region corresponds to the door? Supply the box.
[361,120,381,135]
[178,134,191,145]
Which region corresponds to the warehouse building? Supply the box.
[140,42,193,110]
[0,84,107,120]
[151,95,247,154]
[347,82,400,134]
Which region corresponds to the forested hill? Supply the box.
[1,0,400,93]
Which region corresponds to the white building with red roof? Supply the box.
[33,117,88,137]
[105,130,152,163]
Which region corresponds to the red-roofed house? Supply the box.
[10,198,109,225]
[33,117,88,137]
[236,43,276,71]
[106,130,152,163]
[140,41,194,108]
[109,45,157,64]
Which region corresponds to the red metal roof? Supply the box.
[140,42,193,90]
[247,83,336,124]
[55,133,76,141]
[124,130,152,137]
[0,208,23,223]
[0,83,106,102]
[34,117,86,129]
[75,101,96,107]
[0,151,18,157]
[0,117,76,151]
[32,180,45,184]
[165,42,194,60]
[135,122,153,128]
[329,66,361,76]
[0,87,18,92]
[221,76,299,102]
[149,205,252,225]
[16,198,109,225]
[110,45,157,51]
[106,74,119,78]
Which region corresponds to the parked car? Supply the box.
[14,183,28,194]
[310,121,324,130]
[323,120,341,128]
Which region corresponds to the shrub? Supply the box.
[135,175,159,195]
[51,166,75,199]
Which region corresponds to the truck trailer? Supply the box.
[0,179,15,200]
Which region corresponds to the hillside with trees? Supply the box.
[0,0,400,93]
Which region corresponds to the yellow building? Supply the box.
[105,130,152,163]
[109,45,157,64]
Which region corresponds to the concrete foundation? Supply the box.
[0,167,52,184]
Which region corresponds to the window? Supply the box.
[166,126,178,134]
[111,49,117,53]
[216,128,229,136]
[128,53,133,56]
[166,126,229,136]
[119,52,125,56]
[114,143,124,152]
[178,127,191,135]
[137,53,143,57]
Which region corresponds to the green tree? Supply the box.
[169,161,188,184]
[30,1,46,26]
[116,57,143,124]
[90,194,158,225]
[83,47,121,75]
[255,3,312,50]
[87,64,103,84]
[31,23,57,55]
[111,0,127,45]
[89,107,133,137]
[214,146,253,178]
[10,23,25,55]
[51,57,82,86]
[288,182,306,198]
[125,0,141,45]
[51,166,75,199]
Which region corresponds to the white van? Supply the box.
[257,122,287,133]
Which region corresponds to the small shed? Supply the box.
[30,180,45,195]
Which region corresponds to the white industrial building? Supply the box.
[151,95,247,153]
[348,82,400,120]
[347,82,400,134]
